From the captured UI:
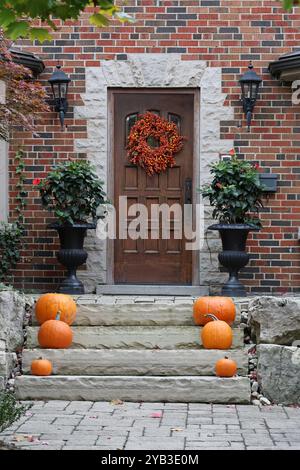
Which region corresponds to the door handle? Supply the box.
[185,178,192,204]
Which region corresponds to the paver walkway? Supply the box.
[0,401,300,450]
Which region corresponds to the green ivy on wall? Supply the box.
[0,149,27,285]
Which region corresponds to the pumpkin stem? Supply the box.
[204,314,219,322]
[224,356,229,360]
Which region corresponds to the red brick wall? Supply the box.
[9,0,300,293]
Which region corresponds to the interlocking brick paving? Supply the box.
[0,401,300,450]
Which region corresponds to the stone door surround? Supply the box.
[74,54,233,293]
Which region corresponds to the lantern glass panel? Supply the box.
[253,82,260,100]
[60,83,68,99]
[240,81,245,97]
[51,83,60,99]
[248,82,253,99]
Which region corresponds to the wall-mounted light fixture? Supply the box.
[48,65,71,129]
[239,62,262,132]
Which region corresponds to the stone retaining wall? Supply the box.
[0,290,33,390]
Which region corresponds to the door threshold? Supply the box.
[96,284,209,296]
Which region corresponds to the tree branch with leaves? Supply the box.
[283,0,299,9]
[0,1,133,42]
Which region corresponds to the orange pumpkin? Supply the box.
[30,358,53,376]
[38,316,73,349]
[215,356,237,377]
[201,314,233,349]
[35,293,77,325]
[193,296,236,326]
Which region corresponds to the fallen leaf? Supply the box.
[13,435,27,442]
[150,412,162,418]
[171,427,184,432]
[110,399,124,405]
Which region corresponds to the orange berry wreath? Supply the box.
[127,112,184,176]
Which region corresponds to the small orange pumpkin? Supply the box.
[35,293,77,325]
[30,358,52,376]
[193,296,236,326]
[215,356,237,377]
[38,315,73,349]
[201,314,233,350]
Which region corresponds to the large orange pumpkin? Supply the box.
[35,293,77,325]
[193,296,236,326]
[30,358,52,376]
[215,356,237,377]
[201,314,233,349]
[38,316,73,349]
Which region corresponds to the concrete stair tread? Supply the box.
[22,348,248,376]
[27,325,244,350]
[96,285,209,296]
[32,302,241,327]
[15,375,251,403]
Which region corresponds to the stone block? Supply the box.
[26,325,244,350]
[15,375,251,403]
[257,344,300,405]
[248,296,300,345]
[22,348,248,376]
[0,291,31,351]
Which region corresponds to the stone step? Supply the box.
[27,325,244,350]
[96,285,209,296]
[22,348,248,376]
[14,375,251,403]
[32,302,241,327]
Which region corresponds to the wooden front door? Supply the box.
[113,90,194,285]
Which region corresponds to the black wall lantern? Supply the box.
[48,65,71,129]
[239,62,262,131]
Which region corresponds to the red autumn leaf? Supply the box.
[150,412,162,418]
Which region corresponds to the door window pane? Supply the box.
[168,113,181,133]
[125,113,138,142]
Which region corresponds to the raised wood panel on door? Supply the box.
[114,90,194,284]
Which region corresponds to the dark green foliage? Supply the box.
[38,160,108,225]
[283,0,298,10]
[0,222,23,283]
[0,391,29,433]
[0,150,26,284]
[199,152,265,228]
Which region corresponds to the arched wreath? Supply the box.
[126,112,184,176]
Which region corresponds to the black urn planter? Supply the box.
[49,222,96,295]
[208,223,259,297]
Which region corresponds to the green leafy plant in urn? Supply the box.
[199,149,265,297]
[35,160,108,294]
